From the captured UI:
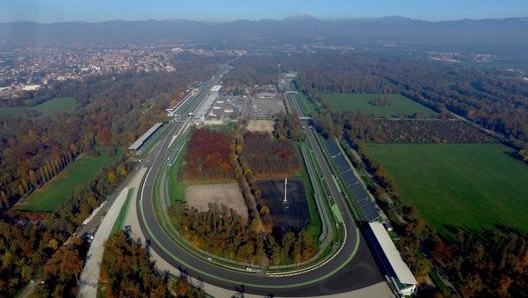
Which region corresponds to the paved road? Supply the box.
[134,76,389,296]
[78,184,135,298]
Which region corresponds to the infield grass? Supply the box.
[364,143,528,234]
[320,92,436,118]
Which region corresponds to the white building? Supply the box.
[369,222,418,297]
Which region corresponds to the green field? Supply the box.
[0,97,76,119]
[297,93,317,116]
[364,143,528,234]
[320,92,437,118]
[111,188,135,234]
[167,132,192,203]
[17,149,121,212]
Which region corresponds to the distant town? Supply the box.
[0,43,250,100]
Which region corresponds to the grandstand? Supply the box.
[128,122,164,155]
[323,138,380,222]
[321,136,416,297]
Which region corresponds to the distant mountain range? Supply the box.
[1,16,528,48]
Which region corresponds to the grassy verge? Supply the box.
[296,93,317,116]
[167,141,190,203]
[0,97,76,119]
[430,270,448,291]
[294,143,321,240]
[111,188,135,234]
[96,286,106,298]
[364,143,528,234]
[16,148,122,212]
[319,92,437,118]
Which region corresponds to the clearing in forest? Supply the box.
[320,92,437,118]
[364,143,528,234]
[0,97,77,120]
[15,148,121,212]
[246,120,274,133]
[185,183,248,220]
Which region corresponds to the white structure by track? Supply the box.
[369,222,418,297]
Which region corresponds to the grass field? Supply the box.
[17,148,121,212]
[0,97,76,119]
[320,92,437,118]
[364,143,528,234]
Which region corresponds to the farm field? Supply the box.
[364,143,528,234]
[0,97,76,119]
[320,92,437,118]
[16,149,121,212]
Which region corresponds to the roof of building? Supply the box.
[210,85,222,92]
[128,122,163,151]
[369,222,418,285]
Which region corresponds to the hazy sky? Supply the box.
[1,0,527,23]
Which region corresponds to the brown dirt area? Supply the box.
[185,183,248,219]
[246,120,274,133]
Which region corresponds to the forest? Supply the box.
[335,113,495,144]
[101,231,205,298]
[241,131,299,178]
[426,229,528,298]
[180,128,234,181]
[169,202,317,266]
[101,231,168,298]
[222,56,280,93]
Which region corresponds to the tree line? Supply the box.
[335,112,495,144]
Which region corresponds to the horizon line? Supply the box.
[1,15,527,25]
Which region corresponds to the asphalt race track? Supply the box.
[136,71,385,296]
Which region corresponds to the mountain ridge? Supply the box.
[1,16,527,47]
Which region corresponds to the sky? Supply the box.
[1,0,527,23]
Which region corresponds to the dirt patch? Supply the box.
[247,120,274,133]
[185,184,248,219]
